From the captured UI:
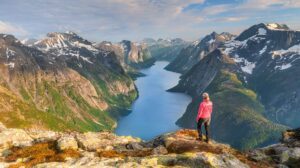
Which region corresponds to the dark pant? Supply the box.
[197,118,211,140]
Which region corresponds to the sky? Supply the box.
[0,0,300,42]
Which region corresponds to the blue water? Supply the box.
[115,61,192,140]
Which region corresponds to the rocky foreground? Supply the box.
[0,123,299,168]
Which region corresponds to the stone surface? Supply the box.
[0,128,33,157]
[0,128,298,167]
[152,145,168,155]
[76,132,140,151]
[248,128,300,167]
[26,130,60,143]
[57,134,78,151]
[0,129,32,146]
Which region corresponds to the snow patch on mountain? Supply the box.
[267,23,281,30]
[6,48,16,58]
[4,62,15,68]
[232,54,256,74]
[192,40,199,46]
[259,46,267,55]
[275,63,292,70]
[208,39,215,44]
[258,28,267,35]
[224,34,266,55]
[271,44,300,56]
[72,41,98,52]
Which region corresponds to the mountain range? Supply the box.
[168,23,300,149]
[0,22,299,151]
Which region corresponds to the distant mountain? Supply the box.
[170,23,300,149]
[96,40,155,70]
[119,40,155,69]
[0,32,137,131]
[20,38,38,46]
[142,38,189,61]
[165,32,235,73]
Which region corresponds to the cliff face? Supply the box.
[143,38,189,61]
[1,123,298,168]
[0,33,137,131]
[97,40,156,70]
[120,40,156,69]
[165,32,235,73]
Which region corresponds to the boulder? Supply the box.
[157,152,249,168]
[282,129,300,142]
[280,148,300,163]
[57,134,78,151]
[152,145,168,155]
[125,142,144,150]
[26,130,60,143]
[0,128,33,156]
[76,132,140,151]
[0,129,33,147]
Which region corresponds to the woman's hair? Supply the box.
[202,92,210,100]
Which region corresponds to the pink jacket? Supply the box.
[196,100,213,121]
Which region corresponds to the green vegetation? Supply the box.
[208,71,286,149]
[177,70,287,150]
[0,67,137,132]
[19,87,31,101]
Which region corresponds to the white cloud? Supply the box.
[200,4,232,15]
[215,17,248,22]
[0,0,300,41]
[240,0,300,10]
[0,21,28,36]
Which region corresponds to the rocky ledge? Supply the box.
[0,122,299,168]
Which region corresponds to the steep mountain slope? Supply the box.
[97,40,155,70]
[143,38,188,61]
[170,23,300,150]
[222,23,300,128]
[171,49,286,150]
[166,32,235,73]
[119,40,155,69]
[0,33,137,131]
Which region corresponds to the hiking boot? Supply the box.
[205,138,210,144]
[196,137,203,141]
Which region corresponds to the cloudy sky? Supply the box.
[0,0,300,42]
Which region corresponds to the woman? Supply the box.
[196,92,213,143]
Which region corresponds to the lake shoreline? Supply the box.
[115,61,192,140]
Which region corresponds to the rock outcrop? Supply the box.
[248,128,300,167]
[1,123,293,168]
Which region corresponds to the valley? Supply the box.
[0,22,299,152]
[115,61,191,140]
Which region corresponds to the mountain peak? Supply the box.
[0,34,19,44]
[35,32,95,52]
[265,23,290,30]
[65,30,77,35]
